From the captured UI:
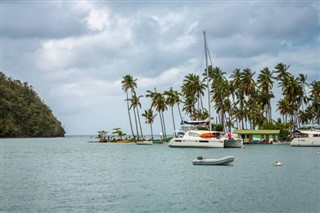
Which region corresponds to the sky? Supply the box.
[1,0,319,136]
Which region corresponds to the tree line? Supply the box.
[121,63,319,140]
[0,72,65,137]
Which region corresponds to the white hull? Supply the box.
[168,138,224,148]
[224,139,243,148]
[291,125,320,147]
[136,141,153,145]
[291,137,320,147]
[193,156,234,165]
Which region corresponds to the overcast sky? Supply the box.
[1,0,319,135]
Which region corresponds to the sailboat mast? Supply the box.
[203,31,212,131]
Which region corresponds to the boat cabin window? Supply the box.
[189,132,200,137]
[293,133,308,138]
[314,134,320,137]
[175,131,185,138]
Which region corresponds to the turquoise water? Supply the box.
[1,136,319,213]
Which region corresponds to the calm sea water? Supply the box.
[1,136,319,213]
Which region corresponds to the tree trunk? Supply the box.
[177,103,183,121]
[150,123,154,140]
[162,111,167,138]
[159,111,164,139]
[133,107,139,139]
[171,106,176,132]
[137,108,143,139]
[126,92,135,137]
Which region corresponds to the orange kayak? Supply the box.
[200,133,214,138]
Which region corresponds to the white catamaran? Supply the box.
[168,125,225,148]
[291,124,320,147]
[168,31,243,148]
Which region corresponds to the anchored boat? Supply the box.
[291,124,320,147]
[168,129,224,148]
[135,141,153,145]
[192,156,234,165]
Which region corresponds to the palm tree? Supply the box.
[230,68,242,86]
[274,63,290,81]
[146,90,168,138]
[240,68,256,96]
[164,87,180,132]
[277,98,291,123]
[234,106,247,129]
[279,74,303,130]
[181,73,206,116]
[309,80,320,124]
[121,75,137,137]
[298,110,309,125]
[130,91,144,139]
[297,73,309,112]
[229,68,242,129]
[112,128,126,140]
[174,90,183,121]
[234,68,256,128]
[257,67,275,122]
[142,108,157,140]
[209,67,228,131]
[247,91,265,129]
[182,97,196,120]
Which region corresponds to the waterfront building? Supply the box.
[234,130,280,144]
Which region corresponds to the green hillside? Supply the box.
[0,72,65,137]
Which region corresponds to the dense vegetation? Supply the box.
[0,72,65,137]
[121,63,320,139]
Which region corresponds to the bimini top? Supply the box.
[234,130,280,134]
[299,124,320,130]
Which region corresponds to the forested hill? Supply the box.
[0,72,65,137]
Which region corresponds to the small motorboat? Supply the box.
[192,156,234,165]
[135,141,153,145]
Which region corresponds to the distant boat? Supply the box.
[274,161,282,166]
[272,141,290,145]
[136,141,153,145]
[291,124,320,147]
[224,133,244,148]
[152,137,173,144]
[192,156,234,165]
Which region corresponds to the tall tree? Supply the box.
[164,87,180,132]
[130,91,144,139]
[142,108,157,140]
[209,67,228,131]
[182,97,196,120]
[237,68,256,129]
[309,80,320,124]
[297,73,309,112]
[257,67,275,122]
[121,75,137,137]
[277,98,291,123]
[274,63,290,81]
[146,90,168,138]
[181,73,206,118]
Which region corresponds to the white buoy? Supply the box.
[274,161,282,166]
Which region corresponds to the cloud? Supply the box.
[2,2,88,39]
[2,0,319,135]
[74,1,111,31]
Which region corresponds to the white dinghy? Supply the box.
[192,156,234,165]
[136,141,153,145]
